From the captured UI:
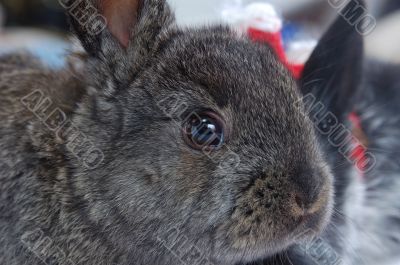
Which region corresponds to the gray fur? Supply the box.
[0,0,398,265]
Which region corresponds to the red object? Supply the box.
[248,27,286,62]
[248,27,304,79]
[349,113,368,174]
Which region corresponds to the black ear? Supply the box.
[63,0,175,58]
[299,0,365,122]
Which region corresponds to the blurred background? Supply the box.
[1,0,400,67]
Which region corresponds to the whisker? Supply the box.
[284,250,295,265]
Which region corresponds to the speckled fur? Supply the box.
[0,0,398,265]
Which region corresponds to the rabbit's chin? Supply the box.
[211,204,333,264]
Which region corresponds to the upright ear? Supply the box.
[64,0,175,61]
[299,0,364,122]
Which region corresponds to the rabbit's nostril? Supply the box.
[291,193,309,217]
[292,190,326,217]
[295,194,305,209]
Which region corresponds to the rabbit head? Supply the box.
[62,0,363,263]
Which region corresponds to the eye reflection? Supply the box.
[183,112,225,150]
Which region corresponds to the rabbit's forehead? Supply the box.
[155,30,300,110]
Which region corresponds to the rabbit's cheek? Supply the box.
[175,149,215,193]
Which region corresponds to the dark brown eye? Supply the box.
[183,111,225,151]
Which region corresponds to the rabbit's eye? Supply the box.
[183,112,225,151]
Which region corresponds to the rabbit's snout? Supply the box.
[246,176,330,218]
[231,170,333,239]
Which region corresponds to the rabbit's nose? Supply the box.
[291,190,326,218]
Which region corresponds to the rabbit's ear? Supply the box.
[299,0,365,122]
[66,0,174,58]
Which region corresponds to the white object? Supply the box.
[286,40,317,65]
[167,0,321,26]
[221,2,282,33]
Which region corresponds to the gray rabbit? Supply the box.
[0,0,399,265]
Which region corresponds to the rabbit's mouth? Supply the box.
[210,174,334,264]
[211,208,332,264]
